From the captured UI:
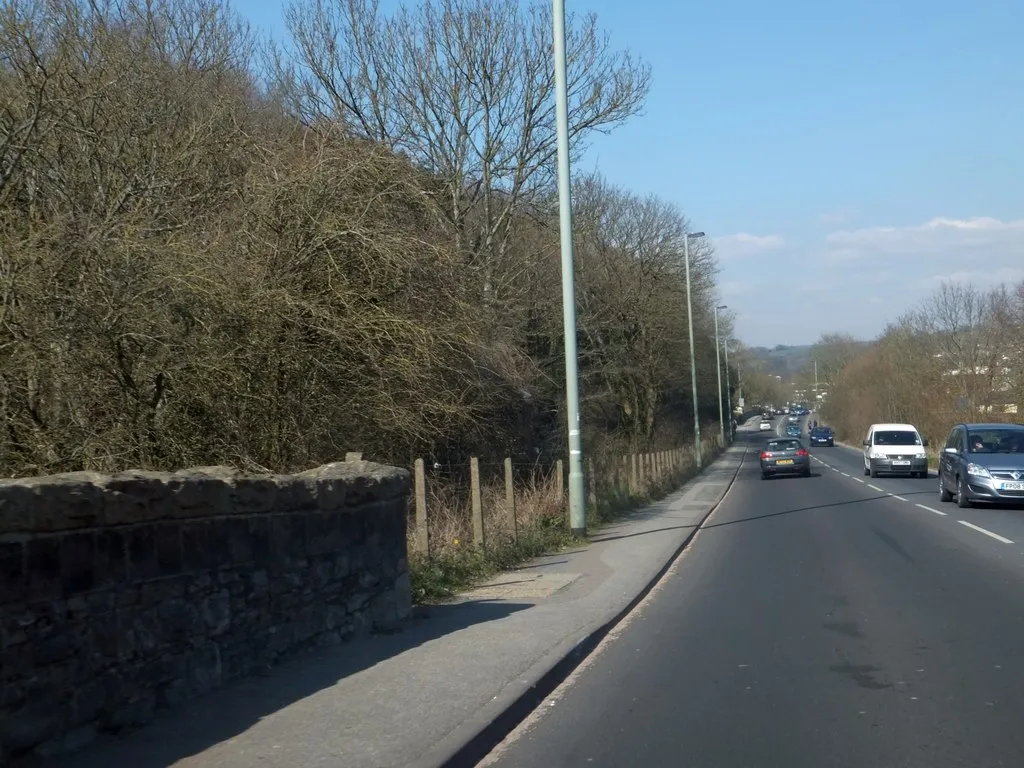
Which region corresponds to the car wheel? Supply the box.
[938,474,953,502]
[761,472,769,480]
[956,474,972,509]
[802,468,811,478]
[863,464,870,476]
[869,465,879,478]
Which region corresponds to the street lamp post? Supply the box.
[714,304,726,446]
[684,231,705,468]
[552,0,585,537]
[723,336,733,441]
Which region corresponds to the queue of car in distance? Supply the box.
[937,423,1024,508]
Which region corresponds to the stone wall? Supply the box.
[0,460,411,763]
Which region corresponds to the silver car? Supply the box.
[760,437,811,479]
[938,423,1024,508]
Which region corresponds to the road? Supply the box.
[481,415,1024,768]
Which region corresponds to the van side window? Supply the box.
[865,431,873,446]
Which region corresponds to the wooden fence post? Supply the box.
[587,457,597,509]
[630,454,638,493]
[414,458,428,555]
[504,457,518,541]
[555,459,564,503]
[470,457,485,550]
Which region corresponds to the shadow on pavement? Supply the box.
[590,524,696,544]
[701,495,895,530]
[21,600,529,768]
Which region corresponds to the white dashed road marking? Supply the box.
[813,450,1017,546]
[958,520,1014,544]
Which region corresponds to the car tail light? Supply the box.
[760,451,772,459]
[795,449,809,457]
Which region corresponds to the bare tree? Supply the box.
[280,0,651,301]
[570,174,718,449]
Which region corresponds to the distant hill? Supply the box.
[747,344,814,381]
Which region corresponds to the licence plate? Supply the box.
[776,459,794,465]
[892,460,911,466]
[999,481,1024,491]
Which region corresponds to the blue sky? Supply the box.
[236,0,1024,346]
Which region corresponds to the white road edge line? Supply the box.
[854,478,865,484]
[891,495,908,502]
[958,520,1014,544]
[868,484,884,492]
[915,503,947,516]
[840,472,851,477]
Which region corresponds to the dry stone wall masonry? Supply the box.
[0,460,411,763]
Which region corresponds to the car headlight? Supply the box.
[966,463,991,478]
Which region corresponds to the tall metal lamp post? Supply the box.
[552,0,585,536]
[714,304,727,445]
[684,231,705,467]
[723,333,733,441]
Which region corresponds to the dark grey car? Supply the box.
[760,437,811,479]
[938,423,1024,508]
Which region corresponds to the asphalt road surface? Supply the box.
[481,417,1024,768]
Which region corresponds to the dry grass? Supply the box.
[408,434,725,603]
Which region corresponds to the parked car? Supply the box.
[862,423,929,478]
[938,423,1024,508]
[785,423,801,437]
[760,437,811,479]
[809,426,834,447]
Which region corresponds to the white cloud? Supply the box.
[714,232,785,261]
[930,266,1024,286]
[824,216,1024,260]
[723,215,1024,347]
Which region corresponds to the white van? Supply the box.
[862,423,929,478]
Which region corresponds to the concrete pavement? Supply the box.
[481,420,1024,767]
[22,429,752,768]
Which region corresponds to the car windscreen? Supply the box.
[967,430,1024,454]
[767,440,801,452]
[872,430,921,446]
[811,428,832,436]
